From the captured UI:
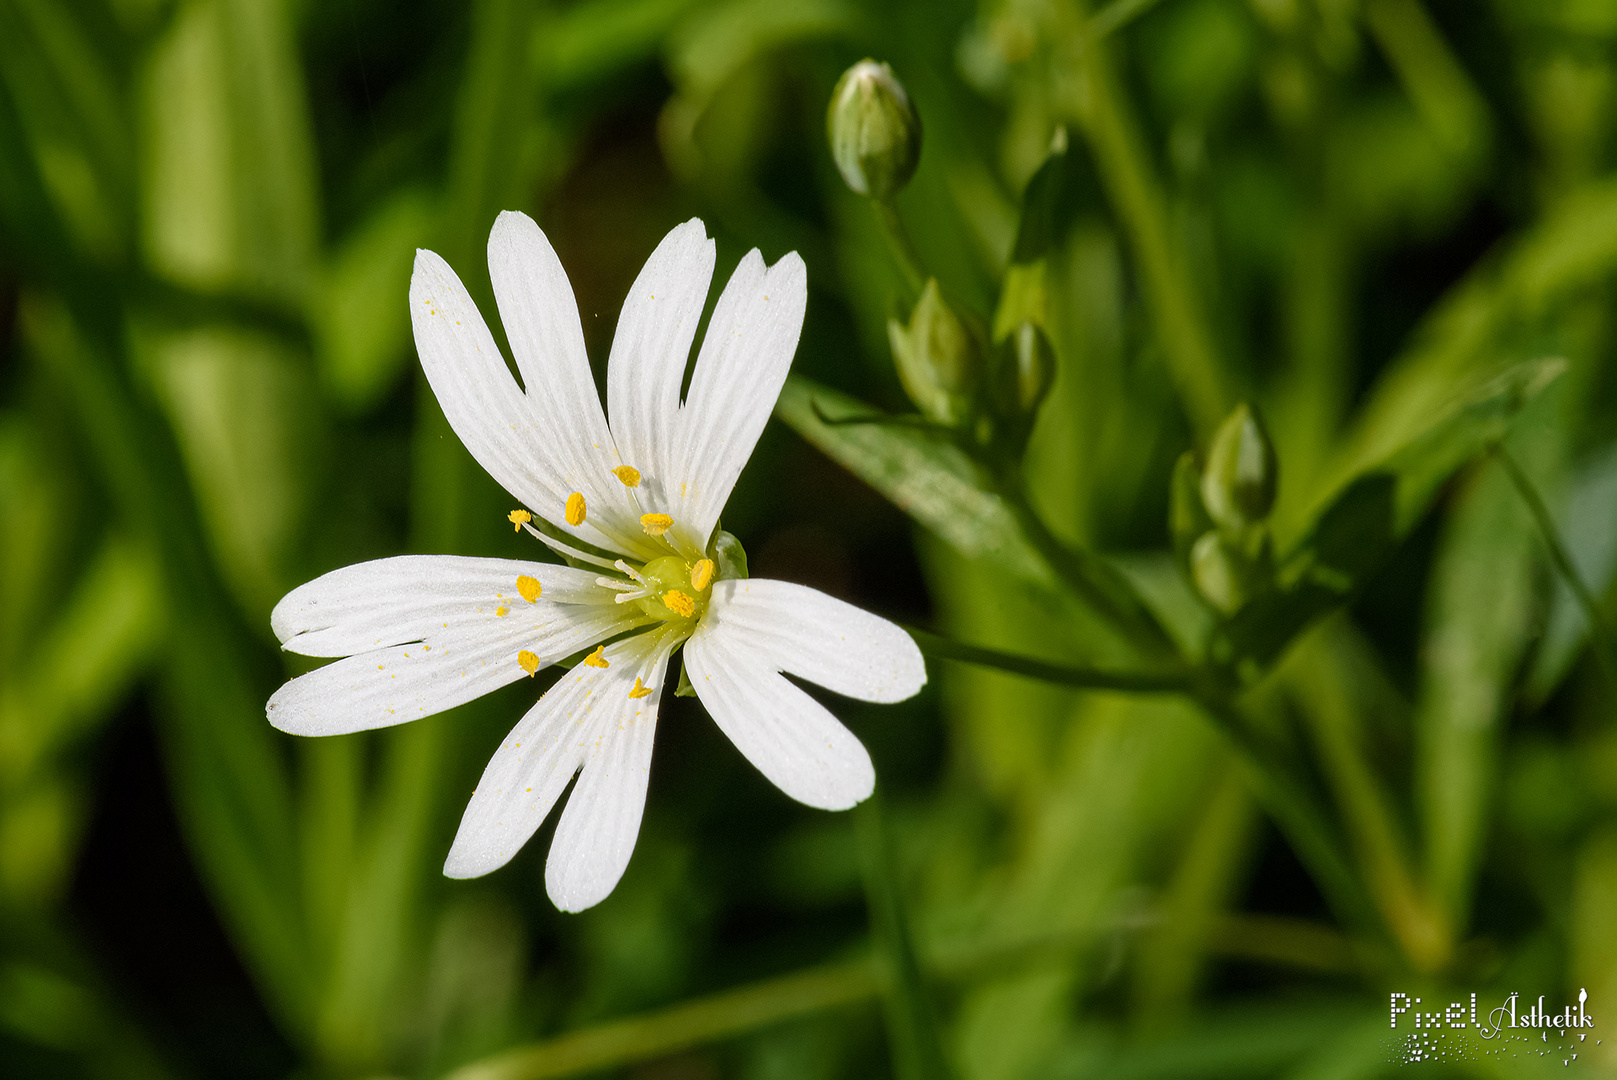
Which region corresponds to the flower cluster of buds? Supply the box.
[1171,404,1280,615]
[828,59,1054,456]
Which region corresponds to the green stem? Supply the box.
[857,797,954,1080]
[1060,15,1230,438]
[1193,694,1375,936]
[1496,447,1617,689]
[998,469,1183,663]
[906,627,1191,692]
[873,196,927,296]
[443,911,1356,1080]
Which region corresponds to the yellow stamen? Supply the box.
[508,509,532,531]
[613,465,642,488]
[583,644,609,668]
[640,512,674,536]
[629,677,653,699]
[517,650,540,676]
[495,605,509,617]
[565,491,587,526]
[663,589,695,618]
[690,558,715,591]
[516,575,542,603]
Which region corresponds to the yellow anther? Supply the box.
[640,513,674,536]
[495,605,509,617]
[517,650,540,676]
[629,677,653,700]
[583,644,609,668]
[516,575,542,603]
[613,465,642,488]
[690,559,715,591]
[508,509,532,531]
[663,589,696,618]
[565,491,587,526]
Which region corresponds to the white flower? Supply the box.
[266,212,926,912]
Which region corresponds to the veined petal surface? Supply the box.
[272,555,611,657]
[606,219,714,525]
[443,626,679,890]
[488,211,656,559]
[684,613,875,811]
[267,557,648,736]
[544,626,681,911]
[669,249,806,552]
[703,578,925,702]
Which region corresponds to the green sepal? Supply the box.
[711,527,750,580]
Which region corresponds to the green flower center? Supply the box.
[633,555,714,625]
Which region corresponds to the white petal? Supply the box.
[410,249,590,541]
[669,249,807,552]
[544,628,681,911]
[267,593,645,736]
[272,555,611,657]
[702,579,926,702]
[684,616,875,811]
[443,627,677,881]
[487,211,655,559]
[606,219,714,524]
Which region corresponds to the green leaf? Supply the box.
[776,377,1053,589]
[1525,440,1617,702]
[313,188,433,413]
[1214,358,1562,670]
[856,798,955,1080]
[1414,389,1561,931]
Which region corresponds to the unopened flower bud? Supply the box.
[1005,322,1054,417]
[1190,529,1271,616]
[1170,451,1212,567]
[827,60,922,199]
[888,278,980,426]
[1200,403,1278,532]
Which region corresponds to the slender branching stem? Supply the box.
[872,196,927,296]
[905,627,1192,692]
[1495,446,1617,689]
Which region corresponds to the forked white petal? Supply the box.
[684,615,875,810]
[272,555,611,657]
[444,626,678,891]
[267,603,645,736]
[488,211,657,559]
[702,579,925,702]
[544,626,681,911]
[411,249,567,524]
[669,249,807,552]
[606,219,714,520]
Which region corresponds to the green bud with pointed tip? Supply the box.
[1006,321,1055,417]
[1200,403,1279,531]
[888,278,980,426]
[827,59,922,199]
[1170,450,1213,568]
[1190,528,1272,616]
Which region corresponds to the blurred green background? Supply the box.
[3,0,1617,1077]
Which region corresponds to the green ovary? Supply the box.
[634,555,711,624]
